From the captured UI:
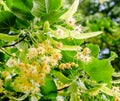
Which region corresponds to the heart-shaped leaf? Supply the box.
[0,11,16,33]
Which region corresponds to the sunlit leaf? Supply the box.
[86,44,100,58]
[31,96,38,101]
[9,93,29,101]
[71,31,102,39]
[52,70,72,84]
[0,33,17,42]
[107,51,118,61]
[70,93,81,101]
[68,81,78,93]
[82,58,114,87]
[60,0,80,19]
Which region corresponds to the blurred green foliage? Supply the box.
[76,0,120,71]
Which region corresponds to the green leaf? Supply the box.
[70,93,81,101]
[71,31,102,39]
[32,0,62,17]
[13,18,30,29]
[42,9,67,23]
[0,11,16,33]
[0,33,17,42]
[60,0,79,19]
[88,83,106,96]
[31,0,46,17]
[52,70,72,84]
[48,0,62,12]
[9,93,29,101]
[68,81,78,93]
[101,87,115,96]
[6,0,33,20]
[82,58,114,87]
[86,44,100,58]
[107,51,118,61]
[40,75,57,95]
[0,52,5,62]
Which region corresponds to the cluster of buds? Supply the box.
[59,62,78,70]
[75,47,91,63]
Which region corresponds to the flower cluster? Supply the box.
[75,47,91,62]
[1,40,63,94]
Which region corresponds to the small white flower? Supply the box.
[82,55,91,63]
[76,52,84,60]
[56,96,64,101]
[73,26,82,34]
[37,46,45,55]
[27,48,38,59]
[65,17,76,26]
[56,28,64,36]
[6,58,17,67]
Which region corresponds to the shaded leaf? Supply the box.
[0,11,16,33]
[41,75,57,95]
[6,0,33,20]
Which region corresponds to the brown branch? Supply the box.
[57,85,70,91]
[2,35,27,48]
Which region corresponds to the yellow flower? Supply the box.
[55,42,63,49]
[6,58,17,67]
[52,52,62,60]
[41,62,51,74]
[1,71,10,78]
[37,46,45,55]
[83,47,91,55]
[27,48,38,59]
[49,58,58,67]
[75,52,84,60]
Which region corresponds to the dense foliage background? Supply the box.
[0,0,120,101]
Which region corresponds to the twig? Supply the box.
[57,85,70,91]
[2,35,27,48]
